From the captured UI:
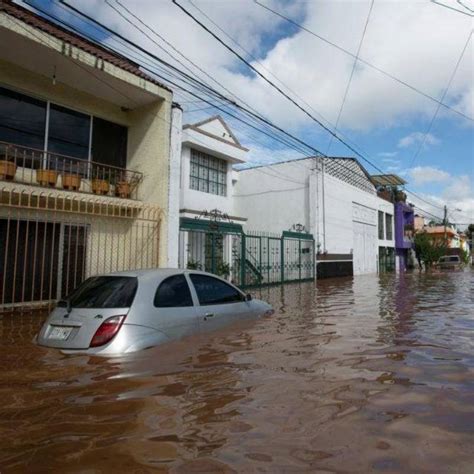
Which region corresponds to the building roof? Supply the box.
[239,156,376,194]
[424,225,458,236]
[183,115,249,152]
[371,174,407,186]
[0,0,171,92]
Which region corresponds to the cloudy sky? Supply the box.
[28,0,474,225]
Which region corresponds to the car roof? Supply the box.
[105,268,231,282]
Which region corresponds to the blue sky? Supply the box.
[23,0,474,225]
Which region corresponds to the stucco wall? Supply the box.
[234,158,395,275]
[0,59,173,267]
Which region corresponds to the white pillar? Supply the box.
[166,103,183,268]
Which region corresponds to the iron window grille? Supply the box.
[190,149,227,196]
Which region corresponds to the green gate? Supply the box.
[179,214,315,288]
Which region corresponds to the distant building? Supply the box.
[235,157,395,277]
[371,174,415,271]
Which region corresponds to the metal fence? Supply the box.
[0,188,161,311]
[179,226,315,288]
[0,141,143,199]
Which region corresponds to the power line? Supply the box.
[45,0,454,213]
[172,0,389,175]
[326,0,374,155]
[431,0,474,17]
[405,190,445,211]
[409,29,473,167]
[254,0,473,122]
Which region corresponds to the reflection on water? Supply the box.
[1,271,473,472]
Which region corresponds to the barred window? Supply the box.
[378,211,384,240]
[385,213,393,240]
[190,149,227,196]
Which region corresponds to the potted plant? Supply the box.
[0,144,17,180]
[92,168,110,195]
[62,170,82,191]
[187,259,202,270]
[36,168,58,187]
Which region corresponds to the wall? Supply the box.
[0,58,173,266]
[234,158,395,275]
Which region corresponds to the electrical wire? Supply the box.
[254,0,474,122]
[326,0,374,155]
[32,0,458,213]
[409,29,473,167]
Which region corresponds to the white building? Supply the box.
[234,157,395,277]
[177,116,248,277]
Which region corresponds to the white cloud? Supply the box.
[398,132,440,148]
[378,151,398,158]
[408,166,451,185]
[68,0,473,132]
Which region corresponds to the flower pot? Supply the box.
[36,169,58,187]
[115,181,131,198]
[92,178,110,195]
[62,174,81,191]
[0,160,17,180]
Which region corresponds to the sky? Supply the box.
[25,0,474,227]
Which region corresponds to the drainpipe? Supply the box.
[167,103,183,268]
[322,158,326,252]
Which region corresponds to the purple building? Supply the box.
[371,174,414,272]
[394,201,415,271]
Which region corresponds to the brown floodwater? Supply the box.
[0,270,473,473]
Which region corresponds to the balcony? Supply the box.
[0,141,142,200]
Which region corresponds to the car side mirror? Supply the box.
[245,293,252,301]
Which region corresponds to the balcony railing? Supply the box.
[0,141,142,200]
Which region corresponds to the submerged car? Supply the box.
[437,255,462,270]
[36,269,273,355]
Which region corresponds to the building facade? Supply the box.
[177,116,248,279]
[0,1,178,309]
[234,157,395,277]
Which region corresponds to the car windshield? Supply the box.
[61,276,138,308]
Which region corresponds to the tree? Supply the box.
[414,232,447,269]
[465,224,474,240]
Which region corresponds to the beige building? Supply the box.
[0,1,180,309]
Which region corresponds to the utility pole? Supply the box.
[444,205,447,242]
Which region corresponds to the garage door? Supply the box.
[352,203,377,275]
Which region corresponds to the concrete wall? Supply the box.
[234,158,395,275]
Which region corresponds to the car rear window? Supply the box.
[154,275,194,308]
[62,276,138,308]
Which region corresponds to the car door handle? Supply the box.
[203,312,215,320]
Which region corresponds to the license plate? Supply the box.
[49,326,73,340]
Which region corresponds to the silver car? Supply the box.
[36,269,273,355]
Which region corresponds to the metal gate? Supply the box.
[179,212,315,288]
[0,188,161,311]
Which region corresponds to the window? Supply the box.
[154,275,193,307]
[63,276,138,308]
[190,149,227,196]
[385,214,393,240]
[0,87,46,165]
[92,117,127,170]
[378,211,384,240]
[0,86,128,170]
[190,274,243,305]
[48,104,90,161]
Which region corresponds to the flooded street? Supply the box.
[1,270,473,473]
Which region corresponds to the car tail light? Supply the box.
[90,315,126,348]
